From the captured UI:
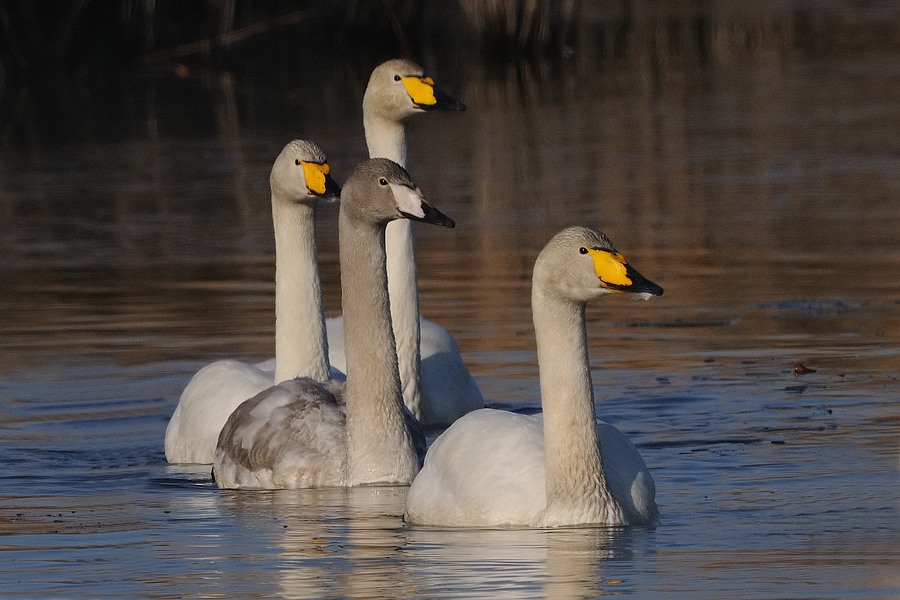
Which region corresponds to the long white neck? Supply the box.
[339,210,418,485]
[364,114,408,166]
[363,113,423,419]
[532,288,625,526]
[272,195,330,384]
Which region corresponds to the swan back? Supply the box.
[213,378,346,489]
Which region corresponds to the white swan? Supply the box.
[211,158,456,488]
[164,140,341,464]
[404,226,663,527]
[325,58,483,427]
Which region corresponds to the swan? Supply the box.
[325,58,484,427]
[211,158,456,488]
[404,226,663,527]
[164,140,341,464]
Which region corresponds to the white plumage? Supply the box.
[405,227,663,527]
[165,140,340,464]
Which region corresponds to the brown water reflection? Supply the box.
[208,486,630,599]
[0,2,898,598]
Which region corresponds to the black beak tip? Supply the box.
[323,179,342,200]
[324,176,342,200]
[427,205,455,228]
[403,204,456,229]
[621,263,663,297]
[431,88,467,113]
[634,276,664,297]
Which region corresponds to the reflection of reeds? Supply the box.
[3,2,893,154]
[2,1,895,81]
[458,0,578,50]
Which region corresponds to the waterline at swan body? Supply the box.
[164,140,341,465]
[404,227,662,527]
[213,159,455,489]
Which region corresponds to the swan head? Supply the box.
[341,158,455,229]
[270,140,341,204]
[534,227,663,303]
[363,59,466,123]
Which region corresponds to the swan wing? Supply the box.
[327,315,483,427]
[212,378,347,489]
[405,409,546,527]
[597,420,659,523]
[165,359,274,464]
[419,318,484,426]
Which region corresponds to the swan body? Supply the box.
[326,316,483,426]
[210,378,347,489]
[326,58,482,426]
[164,140,341,464]
[405,227,663,527]
[212,158,455,489]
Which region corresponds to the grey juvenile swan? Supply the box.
[212,159,455,488]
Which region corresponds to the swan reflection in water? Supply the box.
[217,485,635,599]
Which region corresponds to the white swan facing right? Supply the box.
[212,159,455,489]
[164,140,341,465]
[404,227,663,528]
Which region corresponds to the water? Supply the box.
[2,2,899,598]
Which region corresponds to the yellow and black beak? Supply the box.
[302,161,342,200]
[585,247,664,296]
[401,75,466,112]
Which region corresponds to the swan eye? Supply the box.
[379,178,388,186]
[579,247,589,254]
[295,159,301,166]
[394,75,402,81]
